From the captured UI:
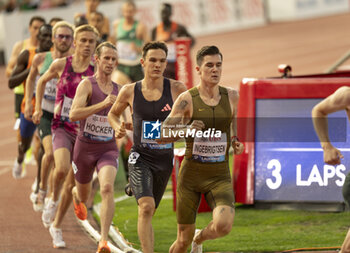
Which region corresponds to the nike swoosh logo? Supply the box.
[198,108,205,111]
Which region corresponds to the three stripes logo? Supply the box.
[161,104,172,112]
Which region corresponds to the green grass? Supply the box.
[93,155,349,252]
[112,196,348,252]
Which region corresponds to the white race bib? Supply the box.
[192,133,227,163]
[117,41,140,64]
[60,95,73,120]
[83,114,114,141]
[43,78,57,101]
[167,42,176,62]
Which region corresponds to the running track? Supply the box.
[1,13,350,252]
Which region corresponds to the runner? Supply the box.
[33,24,98,248]
[108,41,186,253]
[9,24,53,179]
[151,3,195,79]
[159,45,244,253]
[24,21,74,211]
[7,16,45,119]
[312,86,350,253]
[70,41,119,253]
[110,0,149,189]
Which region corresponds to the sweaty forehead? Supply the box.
[56,27,73,35]
[76,31,96,40]
[146,49,166,59]
[202,54,222,64]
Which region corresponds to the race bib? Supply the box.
[167,42,176,62]
[60,95,73,121]
[41,99,55,113]
[43,79,57,101]
[83,114,114,141]
[192,133,227,163]
[117,41,139,61]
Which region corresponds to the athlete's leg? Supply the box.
[137,196,155,253]
[341,228,350,253]
[52,148,71,202]
[194,205,235,245]
[97,165,117,242]
[169,223,196,253]
[39,134,54,191]
[52,168,75,228]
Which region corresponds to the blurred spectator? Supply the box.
[49,17,64,27]
[74,14,88,27]
[151,2,195,79]
[75,0,110,38]
[88,11,108,42]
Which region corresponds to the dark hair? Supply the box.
[196,45,223,66]
[95,41,117,57]
[29,16,45,26]
[162,3,172,12]
[49,17,63,26]
[142,41,168,58]
[39,24,52,34]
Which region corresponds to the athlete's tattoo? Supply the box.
[177,100,188,110]
[220,208,225,214]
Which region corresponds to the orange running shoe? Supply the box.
[73,199,87,220]
[96,240,110,253]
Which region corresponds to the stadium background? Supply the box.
[0,0,350,252]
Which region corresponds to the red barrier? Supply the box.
[171,148,211,212]
[175,38,193,89]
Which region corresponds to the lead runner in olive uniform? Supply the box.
[108,41,186,253]
[161,45,244,253]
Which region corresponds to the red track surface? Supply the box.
[2,13,350,252]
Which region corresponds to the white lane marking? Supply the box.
[0,167,11,176]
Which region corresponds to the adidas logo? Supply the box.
[161,104,172,112]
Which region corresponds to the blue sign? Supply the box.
[254,99,350,202]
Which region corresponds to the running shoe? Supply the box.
[73,199,87,220]
[31,177,37,192]
[34,189,46,212]
[12,159,22,179]
[190,229,203,253]
[42,198,58,228]
[96,240,110,253]
[49,224,66,248]
[29,191,37,204]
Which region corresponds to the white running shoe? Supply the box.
[29,191,37,204]
[190,229,203,253]
[42,198,58,228]
[31,178,37,192]
[49,224,66,248]
[12,159,22,179]
[33,189,46,212]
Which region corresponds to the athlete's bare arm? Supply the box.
[70,79,117,122]
[227,87,244,155]
[109,20,120,45]
[108,83,135,138]
[159,90,204,143]
[32,57,66,124]
[8,50,30,89]
[24,53,45,120]
[312,86,350,164]
[6,41,23,77]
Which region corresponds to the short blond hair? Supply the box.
[74,24,99,40]
[53,21,74,37]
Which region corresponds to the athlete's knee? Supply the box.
[213,220,232,237]
[138,201,155,218]
[54,167,68,181]
[100,182,114,198]
[44,151,54,164]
